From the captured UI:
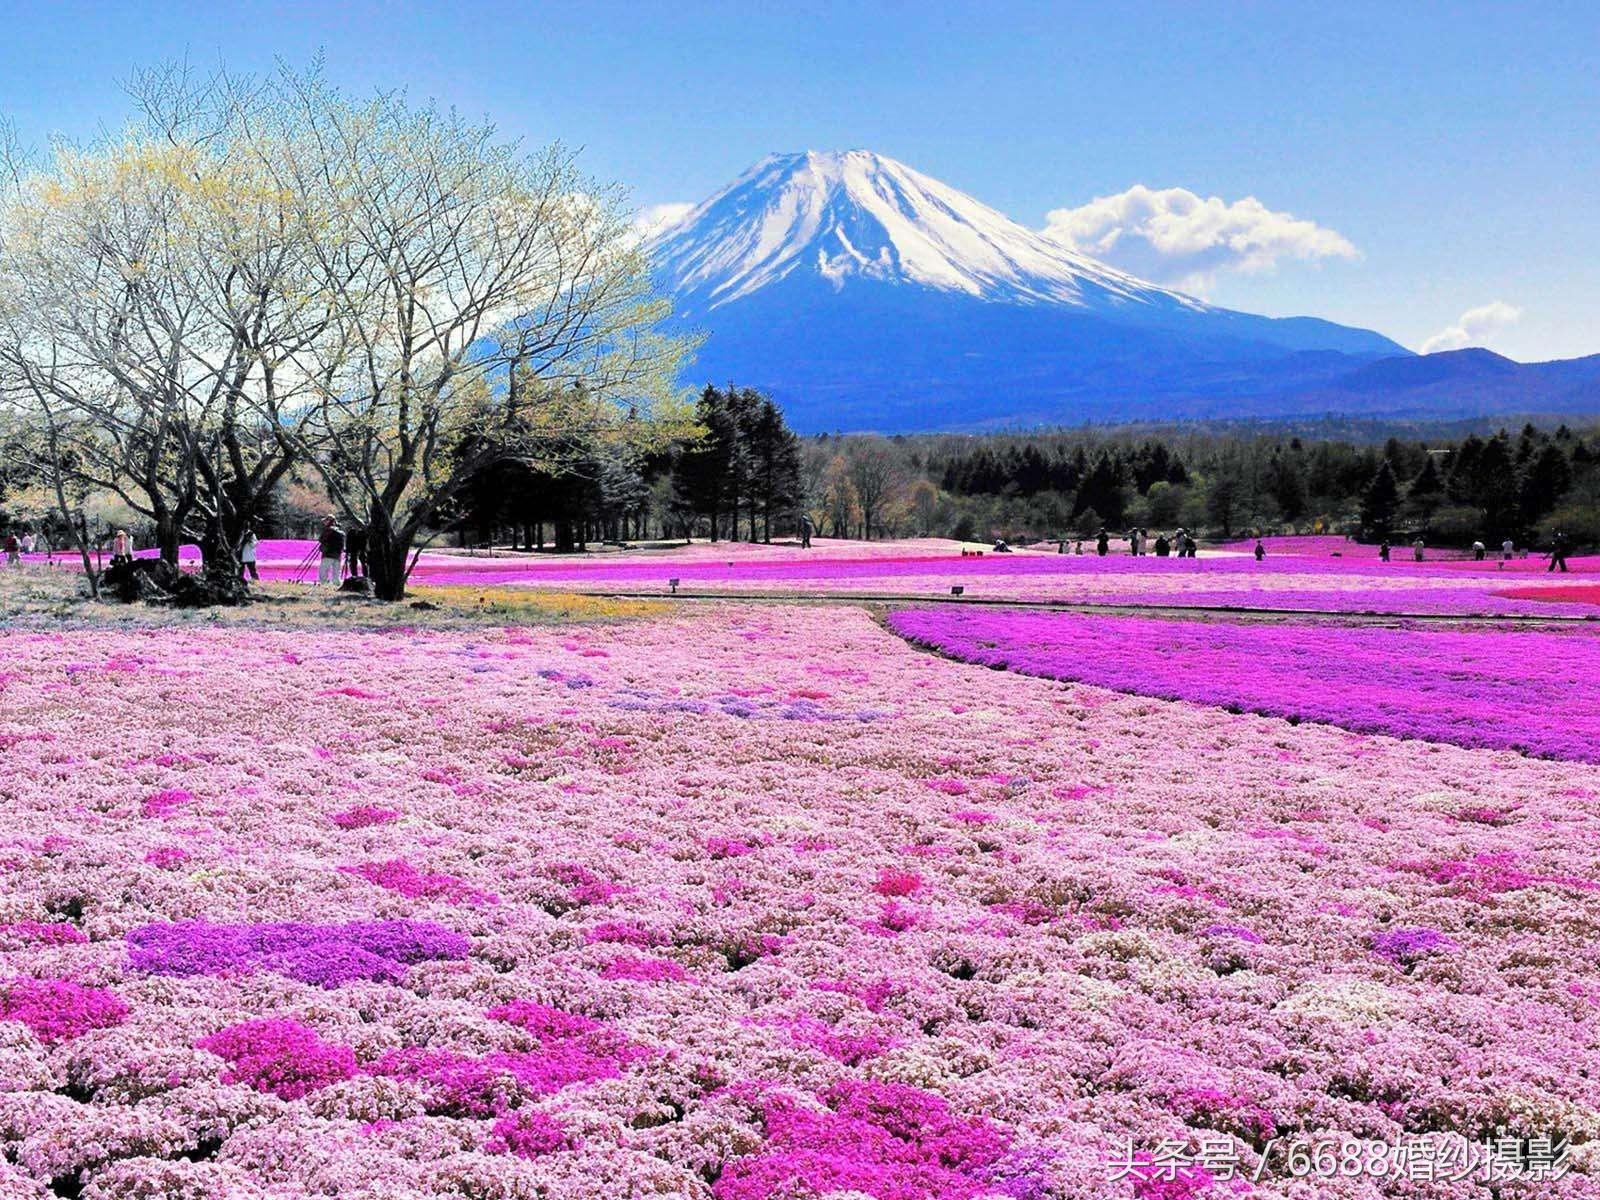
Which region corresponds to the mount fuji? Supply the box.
[644,151,1600,431]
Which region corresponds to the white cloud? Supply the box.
[632,201,693,241]
[1040,184,1359,293]
[1420,301,1522,354]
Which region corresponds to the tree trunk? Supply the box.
[155,513,182,564]
[199,517,241,582]
[73,515,100,600]
[366,527,411,601]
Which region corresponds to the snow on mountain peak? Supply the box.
[645,149,1204,314]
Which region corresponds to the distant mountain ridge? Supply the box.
[644,151,1598,432]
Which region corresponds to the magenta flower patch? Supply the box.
[714,1080,1009,1200]
[1,978,128,1043]
[141,788,194,818]
[872,869,922,897]
[330,805,400,830]
[0,921,87,947]
[197,1018,357,1099]
[342,858,498,905]
[486,1110,573,1158]
[374,1002,640,1117]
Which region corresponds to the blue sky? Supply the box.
[2,0,1595,360]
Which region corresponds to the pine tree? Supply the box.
[1073,452,1127,524]
[1472,434,1520,536]
[1410,454,1444,498]
[748,397,802,542]
[671,386,736,540]
[1360,461,1401,537]
[1518,443,1572,527]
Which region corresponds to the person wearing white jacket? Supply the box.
[240,529,260,582]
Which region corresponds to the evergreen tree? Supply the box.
[748,397,802,542]
[1073,452,1128,524]
[1360,461,1401,537]
[1472,434,1520,536]
[1447,435,1485,504]
[1519,444,1572,527]
[671,386,737,540]
[1410,454,1444,498]
[1204,467,1244,538]
[1267,451,1308,522]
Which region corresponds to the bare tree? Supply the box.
[0,64,694,601]
[125,64,345,569]
[0,80,338,577]
[820,453,858,539]
[847,439,901,540]
[253,67,694,599]
[909,478,939,536]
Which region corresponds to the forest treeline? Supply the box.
[9,378,1597,555]
[437,405,1600,550]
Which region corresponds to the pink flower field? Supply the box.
[38,535,1595,617]
[1,600,1598,1198]
[886,607,1600,763]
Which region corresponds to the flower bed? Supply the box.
[887,606,1600,763]
[1500,583,1600,607]
[1,607,1597,1196]
[19,536,1593,621]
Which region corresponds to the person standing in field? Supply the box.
[1412,538,1425,562]
[317,516,345,586]
[1501,537,1514,567]
[1472,540,1486,561]
[1096,529,1109,557]
[1254,539,1266,562]
[111,529,133,566]
[239,528,260,582]
[1549,529,1571,573]
[1379,540,1391,562]
[800,513,814,549]
[3,531,18,567]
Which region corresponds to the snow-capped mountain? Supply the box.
[648,150,1203,315]
[647,151,1584,432]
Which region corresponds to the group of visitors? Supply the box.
[237,515,372,586]
[48,518,377,586]
[1374,531,1573,571]
[312,516,369,585]
[2,528,54,566]
[1054,527,1203,558]
[1119,527,1199,558]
